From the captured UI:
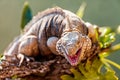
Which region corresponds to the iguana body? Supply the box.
[4,7,92,66]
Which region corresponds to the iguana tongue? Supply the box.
[68,49,81,66]
[69,55,77,63]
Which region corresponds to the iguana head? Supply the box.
[56,31,92,66]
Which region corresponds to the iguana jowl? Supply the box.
[3,7,92,66]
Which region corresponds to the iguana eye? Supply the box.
[61,32,69,36]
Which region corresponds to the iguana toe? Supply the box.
[17,53,34,66]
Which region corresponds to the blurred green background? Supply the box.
[0,0,120,78]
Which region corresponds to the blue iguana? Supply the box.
[3,7,94,66]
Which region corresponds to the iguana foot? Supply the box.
[17,53,34,66]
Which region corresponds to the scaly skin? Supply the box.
[3,7,93,66]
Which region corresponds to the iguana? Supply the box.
[3,7,94,66]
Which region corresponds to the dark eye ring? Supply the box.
[61,32,68,36]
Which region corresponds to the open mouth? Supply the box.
[60,45,81,66]
[67,49,81,66]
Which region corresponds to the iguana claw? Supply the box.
[17,53,34,66]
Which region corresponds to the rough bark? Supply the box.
[0,42,100,80]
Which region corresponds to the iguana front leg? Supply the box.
[18,36,59,66]
[17,35,39,66]
[47,37,59,55]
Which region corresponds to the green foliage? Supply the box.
[76,2,86,18]
[117,25,120,34]
[12,75,18,80]
[61,58,118,80]
[61,2,120,80]
[12,75,26,80]
[100,68,118,80]
[99,27,115,48]
[111,43,120,52]
[20,1,32,30]
[0,54,3,64]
